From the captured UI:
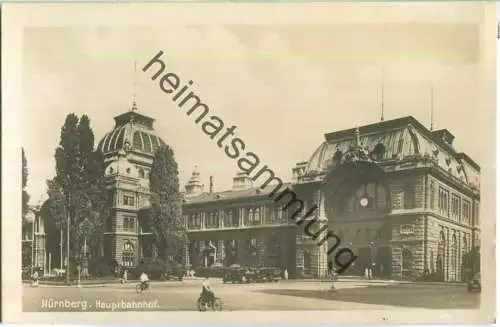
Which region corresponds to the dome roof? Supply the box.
[97,111,167,156]
[303,116,477,187]
[306,124,421,173]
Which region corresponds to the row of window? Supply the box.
[191,236,280,253]
[431,182,477,225]
[187,206,288,229]
[108,166,150,179]
[436,230,471,281]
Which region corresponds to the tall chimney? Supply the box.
[209,176,214,193]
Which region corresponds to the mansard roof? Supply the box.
[306,116,480,189]
[183,183,292,206]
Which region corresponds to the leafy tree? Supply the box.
[22,148,30,218]
[149,145,185,264]
[52,113,107,268]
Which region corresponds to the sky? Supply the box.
[21,5,492,205]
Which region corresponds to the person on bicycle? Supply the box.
[201,277,215,306]
[140,272,150,290]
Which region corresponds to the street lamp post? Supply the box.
[65,191,71,285]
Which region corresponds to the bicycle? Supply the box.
[135,282,151,293]
[197,295,223,311]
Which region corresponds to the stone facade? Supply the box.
[97,109,165,268]
[22,207,48,275]
[184,116,480,281]
[89,110,479,281]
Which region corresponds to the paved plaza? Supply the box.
[23,279,479,312]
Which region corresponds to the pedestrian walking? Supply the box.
[283,268,288,280]
[122,269,128,284]
[328,267,339,294]
[32,270,39,287]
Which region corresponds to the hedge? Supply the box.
[195,266,226,278]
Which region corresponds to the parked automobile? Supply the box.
[255,267,281,283]
[467,272,481,292]
[223,265,248,283]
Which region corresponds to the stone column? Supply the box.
[183,238,190,267]
[391,245,403,280]
[217,240,225,265]
[219,210,224,229]
[309,189,329,278]
[201,212,206,229]
[257,235,266,266]
[444,227,451,282]
[239,208,245,227]
[295,248,304,277]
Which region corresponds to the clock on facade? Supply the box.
[359,196,369,208]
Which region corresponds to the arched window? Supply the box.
[436,231,446,280]
[254,208,261,224]
[122,242,135,267]
[451,234,458,281]
[275,207,283,220]
[371,143,386,161]
[225,210,232,227]
[207,212,218,228]
[138,168,145,178]
[402,247,413,272]
[338,182,388,213]
[247,209,253,224]
[303,251,312,275]
[231,210,239,227]
[462,236,468,256]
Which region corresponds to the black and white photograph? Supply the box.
[2,2,496,324]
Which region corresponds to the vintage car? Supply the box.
[254,267,281,283]
[223,264,251,283]
[467,272,481,292]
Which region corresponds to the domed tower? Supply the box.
[97,106,168,269]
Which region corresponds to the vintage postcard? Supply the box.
[2,1,496,324]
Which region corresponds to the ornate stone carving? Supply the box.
[123,140,132,153]
[340,127,372,164]
[342,146,371,164]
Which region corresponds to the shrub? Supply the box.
[131,258,168,280]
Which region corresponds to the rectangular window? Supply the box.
[189,214,201,229]
[123,216,135,232]
[462,200,471,225]
[123,195,135,207]
[438,187,449,217]
[224,209,238,227]
[451,194,461,220]
[206,212,218,228]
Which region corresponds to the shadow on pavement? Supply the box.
[256,284,480,309]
